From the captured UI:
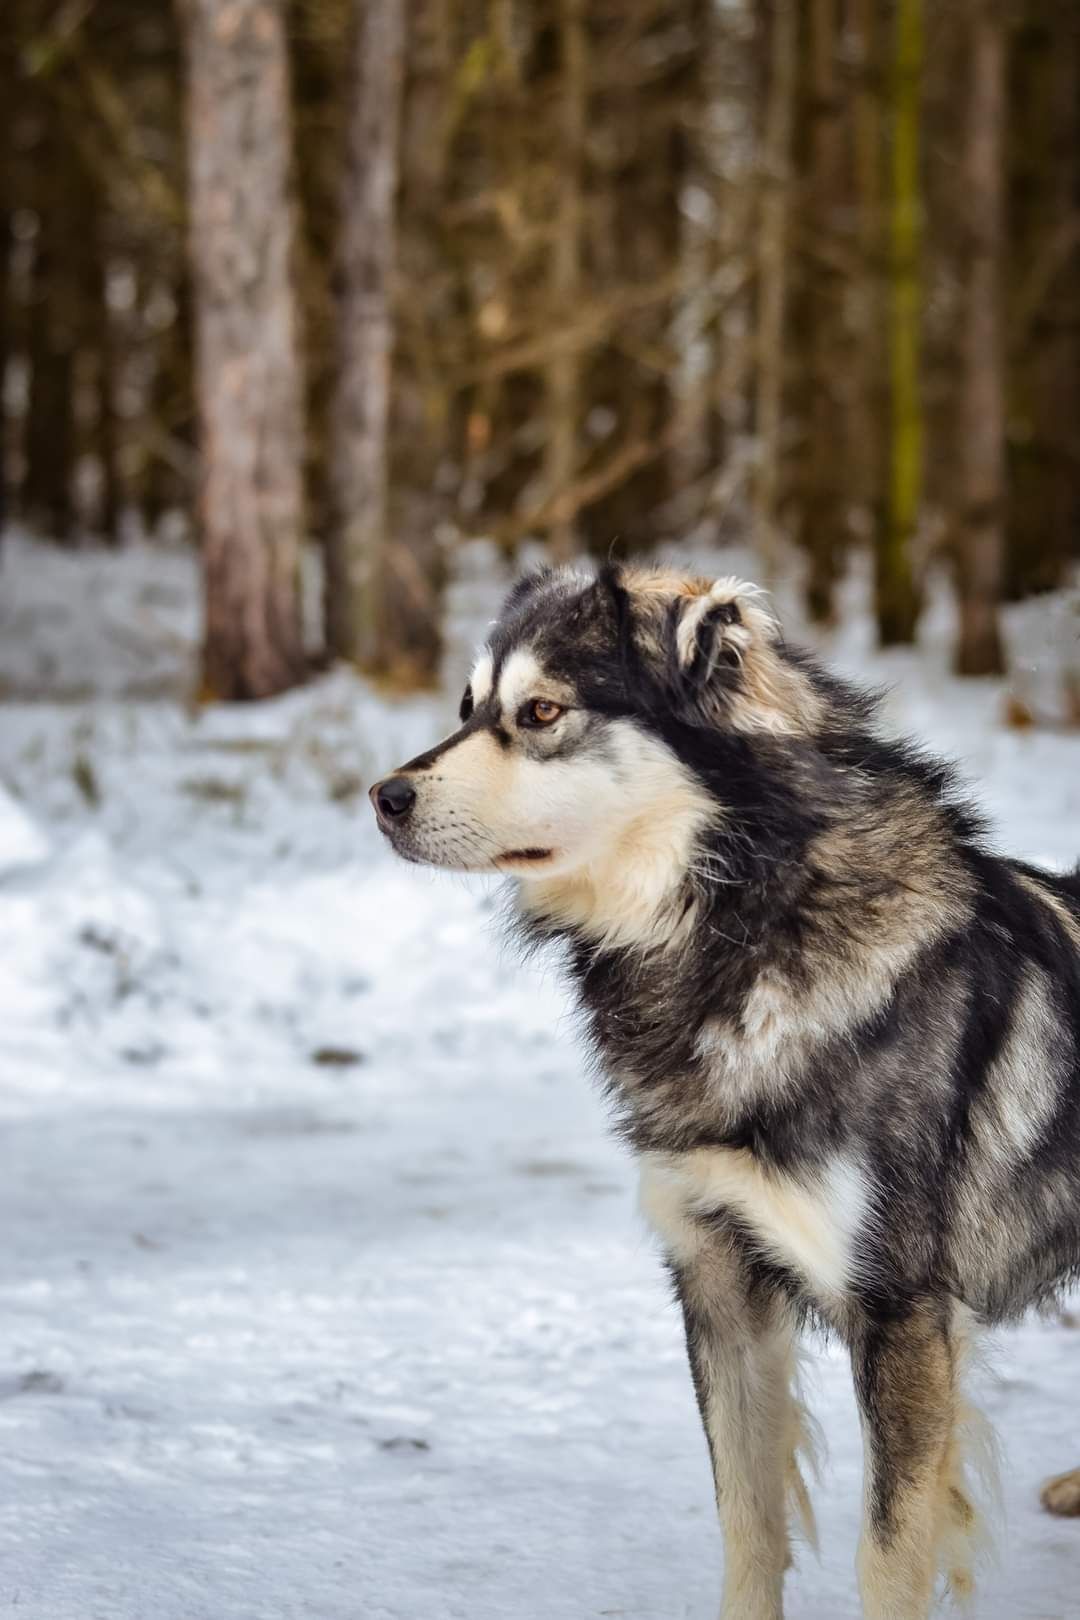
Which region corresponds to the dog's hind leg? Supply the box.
[670,1249,816,1620]
[852,1298,987,1620]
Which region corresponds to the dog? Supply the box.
[369,564,1080,1619]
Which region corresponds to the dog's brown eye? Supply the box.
[522,699,563,727]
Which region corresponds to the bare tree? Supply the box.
[955,0,1006,675]
[1005,0,1080,600]
[0,9,12,536]
[375,0,450,689]
[545,0,587,564]
[878,0,924,645]
[753,0,797,583]
[23,112,78,543]
[801,0,851,624]
[851,0,888,612]
[325,0,405,670]
[178,0,307,700]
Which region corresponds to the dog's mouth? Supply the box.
[380,827,554,872]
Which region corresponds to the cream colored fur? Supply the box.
[640,1148,873,1304]
[694,917,948,1113]
[642,1160,998,1620]
[495,646,548,715]
[468,649,494,704]
[406,641,719,933]
[969,968,1065,1168]
[515,730,715,950]
[856,1306,996,1620]
[655,1234,820,1620]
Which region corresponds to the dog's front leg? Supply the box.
[852,1299,956,1620]
[671,1249,811,1620]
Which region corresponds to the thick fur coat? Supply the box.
[371,565,1080,1620]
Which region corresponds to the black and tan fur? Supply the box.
[370,565,1080,1619]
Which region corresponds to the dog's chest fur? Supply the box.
[639,1145,870,1304]
[568,924,894,1155]
[563,939,869,1304]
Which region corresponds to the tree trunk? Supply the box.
[578,2,689,554]
[376,0,449,689]
[143,267,197,536]
[675,0,755,528]
[851,0,888,599]
[0,215,9,541]
[87,188,122,545]
[878,0,924,645]
[1005,0,1079,600]
[24,217,77,542]
[955,0,1006,676]
[802,0,849,625]
[0,209,7,536]
[325,0,405,670]
[753,0,797,583]
[545,0,586,564]
[178,0,307,701]
[0,7,11,538]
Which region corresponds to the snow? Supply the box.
[0,783,50,875]
[1,536,1079,1619]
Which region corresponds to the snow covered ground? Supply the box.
[1,534,1079,1620]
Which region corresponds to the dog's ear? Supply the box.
[670,578,763,691]
[608,566,821,734]
[664,576,784,707]
[647,573,820,735]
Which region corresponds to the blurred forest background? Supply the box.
[0,0,1077,701]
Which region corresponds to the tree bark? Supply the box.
[0,7,11,538]
[24,212,77,542]
[878,0,924,645]
[578,1,689,553]
[325,0,405,669]
[142,267,197,535]
[86,187,122,544]
[802,0,849,625]
[753,0,797,584]
[955,0,1006,675]
[178,0,307,701]
[674,0,755,525]
[375,0,448,689]
[0,210,7,536]
[1005,0,1079,600]
[851,0,888,606]
[545,0,587,564]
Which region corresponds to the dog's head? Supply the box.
[370,566,824,919]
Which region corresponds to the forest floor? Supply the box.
[1,533,1079,1620]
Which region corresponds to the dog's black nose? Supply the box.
[371,776,416,822]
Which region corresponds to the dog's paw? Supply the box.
[1040,1468,1080,1517]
